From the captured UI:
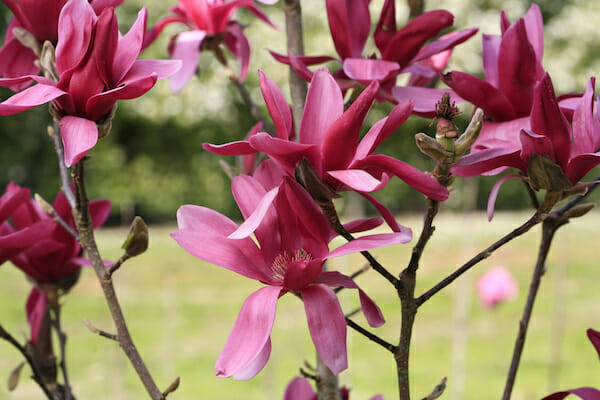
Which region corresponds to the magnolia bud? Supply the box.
[527,154,572,192]
[455,108,484,155]
[415,133,449,162]
[121,216,149,258]
[34,193,55,215]
[39,41,59,82]
[97,105,117,139]
[7,361,26,391]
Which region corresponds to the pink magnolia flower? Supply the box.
[283,376,383,400]
[5,184,110,287]
[476,266,517,308]
[0,0,181,167]
[144,0,277,92]
[453,74,600,218]
[0,182,55,265]
[0,0,124,84]
[205,68,449,231]
[540,329,600,400]
[272,0,476,110]
[171,161,411,379]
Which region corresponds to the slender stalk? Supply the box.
[49,304,72,400]
[346,318,397,353]
[71,161,163,400]
[284,0,308,131]
[502,214,565,400]
[0,325,54,400]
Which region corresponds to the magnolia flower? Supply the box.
[476,266,517,308]
[453,74,600,219]
[172,161,411,379]
[540,329,600,400]
[26,287,48,346]
[205,68,448,231]
[283,376,384,400]
[0,0,181,166]
[0,0,124,84]
[272,0,476,109]
[144,0,277,93]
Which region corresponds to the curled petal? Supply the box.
[326,231,412,259]
[587,329,600,360]
[227,187,279,240]
[203,140,256,156]
[541,388,600,400]
[60,116,98,167]
[342,58,399,83]
[487,174,525,221]
[112,8,147,84]
[169,30,207,93]
[452,147,524,177]
[224,23,250,82]
[56,0,96,75]
[327,169,388,192]
[26,288,47,345]
[233,338,272,381]
[0,84,65,116]
[259,70,293,140]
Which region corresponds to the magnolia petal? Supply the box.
[112,8,147,84]
[374,0,396,54]
[325,0,353,59]
[0,219,55,248]
[60,116,98,167]
[0,38,40,87]
[519,129,555,161]
[360,192,403,232]
[327,169,388,192]
[571,78,597,156]
[452,147,524,177]
[224,23,250,82]
[392,86,460,117]
[0,183,30,223]
[228,186,279,240]
[233,338,272,381]
[411,27,478,64]
[245,3,279,30]
[26,288,47,345]
[588,329,600,360]
[90,0,125,14]
[248,132,317,175]
[56,0,96,76]
[541,388,600,400]
[170,30,207,93]
[302,284,347,374]
[342,58,399,82]
[523,4,544,67]
[566,153,600,185]
[259,70,293,140]
[487,174,524,221]
[482,34,501,87]
[90,199,111,229]
[342,218,383,235]
[327,231,412,259]
[283,259,323,290]
[268,50,335,67]
[473,117,529,151]
[215,286,281,378]
[284,377,315,400]
[203,140,256,156]
[125,59,182,82]
[0,84,65,116]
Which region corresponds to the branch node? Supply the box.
[83,319,117,341]
[421,376,447,400]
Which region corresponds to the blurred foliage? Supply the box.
[0,0,599,223]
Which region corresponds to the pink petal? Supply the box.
[125,59,182,81]
[169,30,207,93]
[587,329,600,360]
[248,132,317,175]
[245,4,279,29]
[392,87,461,117]
[523,4,544,67]
[374,0,396,54]
[325,0,353,59]
[94,8,119,86]
[224,22,250,82]
[359,192,403,232]
[215,286,281,378]
[0,219,55,248]
[571,78,597,156]
[482,34,501,87]
[452,147,524,177]
[60,116,98,167]
[284,377,316,400]
[342,58,399,83]
[228,186,279,239]
[0,84,65,116]
[541,388,600,400]
[89,199,111,229]
[56,0,96,76]
[268,50,335,67]
[112,8,147,84]
[0,182,30,223]
[253,159,286,190]
[203,140,256,156]
[341,218,383,235]
[233,338,272,381]
[26,287,47,345]
[566,153,600,185]
[259,70,293,140]
[411,27,478,64]
[283,259,323,290]
[519,128,555,161]
[477,266,518,307]
[473,117,530,151]
[90,0,125,14]
[0,37,40,86]
[487,174,525,221]
[326,231,412,259]
[327,169,388,192]
[302,284,347,374]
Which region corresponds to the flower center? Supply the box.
[271,248,312,282]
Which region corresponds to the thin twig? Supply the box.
[71,161,163,400]
[50,120,75,208]
[106,254,130,279]
[0,325,54,400]
[346,318,397,353]
[502,214,565,400]
[35,194,80,240]
[161,377,180,398]
[421,377,447,400]
[49,304,73,400]
[83,319,117,341]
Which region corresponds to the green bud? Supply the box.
[121,216,149,258]
[527,154,572,192]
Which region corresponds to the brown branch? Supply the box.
[83,319,117,341]
[346,318,397,353]
[502,214,566,400]
[71,161,163,400]
[49,304,73,400]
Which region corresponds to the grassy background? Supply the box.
[1,211,599,399]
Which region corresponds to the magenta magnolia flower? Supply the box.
[172,161,412,379]
[0,0,124,84]
[540,329,600,400]
[476,266,517,308]
[205,68,448,231]
[0,183,55,265]
[4,184,110,286]
[0,0,181,167]
[144,0,277,92]
[272,0,476,109]
[283,376,383,400]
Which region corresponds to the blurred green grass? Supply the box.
[1,211,600,399]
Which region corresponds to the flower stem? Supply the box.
[49,303,73,400]
[284,0,308,132]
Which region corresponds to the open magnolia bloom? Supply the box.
[540,329,600,400]
[0,0,181,167]
[453,74,600,219]
[205,68,448,231]
[271,0,476,110]
[0,0,124,85]
[172,160,412,379]
[143,0,277,92]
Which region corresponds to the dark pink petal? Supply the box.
[342,218,383,235]
[523,4,544,67]
[94,8,119,86]
[571,78,597,156]
[56,0,96,76]
[326,231,412,259]
[356,100,413,159]
[89,199,111,229]
[473,117,530,152]
[253,159,286,190]
[322,80,378,171]
[299,68,344,159]
[566,154,600,185]
[0,219,55,248]
[232,338,272,381]
[588,329,600,360]
[519,128,555,162]
[315,271,385,328]
[0,84,65,116]
[345,0,370,57]
[243,123,263,174]
[228,187,279,240]
[392,87,459,117]
[482,34,501,87]
[224,22,250,82]
[327,169,388,192]
[268,50,335,67]
[180,0,213,32]
[0,183,30,223]
[0,37,39,86]
[541,388,600,400]
[352,154,449,201]
[259,70,293,140]
[215,286,281,378]
[284,377,315,400]
[245,3,279,29]
[302,284,347,374]
[26,288,47,345]
[283,259,323,290]
[442,71,516,121]
[90,0,125,14]
[203,140,256,156]
[210,1,251,33]
[60,116,98,167]
[125,59,182,82]
[19,0,61,42]
[342,58,399,83]
[498,19,538,117]
[169,30,207,93]
[143,15,188,50]
[325,0,353,59]
[382,10,453,68]
[452,147,524,177]
[374,0,396,54]
[411,27,478,64]
[530,74,572,169]
[487,174,525,221]
[248,132,317,175]
[359,192,403,233]
[112,8,147,84]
